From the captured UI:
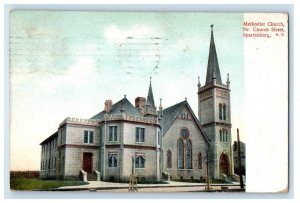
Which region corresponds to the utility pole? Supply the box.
[205,149,212,191]
[129,157,138,192]
[237,128,244,189]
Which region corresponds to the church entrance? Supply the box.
[219,153,230,176]
[83,153,93,173]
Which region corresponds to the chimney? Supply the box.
[104,100,113,112]
[135,97,146,110]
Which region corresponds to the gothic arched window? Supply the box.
[186,139,192,169]
[135,156,145,168]
[167,150,172,168]
[198,152,202,169]
[219,103,223,120]
[223,104,227,120]
[219,130,222,142]
[178,139,184,169]
[109,154,118,167]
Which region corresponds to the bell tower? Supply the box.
[198,25,233,179]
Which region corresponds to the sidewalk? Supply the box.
[55,180,242,191]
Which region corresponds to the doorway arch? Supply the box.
[219,153,230,176]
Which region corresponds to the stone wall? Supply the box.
[162,105,208,180]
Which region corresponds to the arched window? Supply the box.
[167,150,172,168]
[219,130,222,141]
[186,139,192,169]
[198,152,202,169]
[219,103,223,120]
[109,154,118,167]
[135,156,145,168]
[225,130,228,142]
[223,104,227,120]
[222,129,225,142]
[178,139,184,169]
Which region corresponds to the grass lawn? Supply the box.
[10,178,89,190]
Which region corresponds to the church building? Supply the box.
[40,25,234,181]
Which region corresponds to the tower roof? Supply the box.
[146,77,156,109]
[205,25,222,85]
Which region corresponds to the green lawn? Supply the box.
[10,178,89,190]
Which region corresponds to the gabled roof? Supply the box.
[162,100,210,144]
[91,97,143,119]
[205,25,222,85]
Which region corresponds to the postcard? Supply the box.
[8,11,288,193]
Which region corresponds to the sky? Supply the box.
[9,11,244,171]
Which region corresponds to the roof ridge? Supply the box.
[163,100,186,111]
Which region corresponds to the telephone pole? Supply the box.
[237,128,244,189]
[129,157,138,192]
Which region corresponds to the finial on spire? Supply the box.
[211,24,214,30]
[159,98,162,108]
[150,76,152,83]
[124,94,126,98]
[226,73,230,88]
[185,97,187,101]
[159,98,163,118]
[198,76,201,87]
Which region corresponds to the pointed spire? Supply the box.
[205,24,222,85]
[226,73,230,87]
[146,76,156,109]
[158,98,163,119]
[159,98,163,110]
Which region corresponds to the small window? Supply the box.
[136,127,145,143]
[109,126,118,141]
[84,130,94,144]
[108,154,118,168]
[157,130,160,145]
[135,156,145,168]
[167,150,172,168]
[198,152,202,169]
[180,128,190,139]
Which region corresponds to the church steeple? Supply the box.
[205,24,222,85]
[146,77,156,109]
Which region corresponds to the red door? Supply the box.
[219,153,230,176]
[83,153,93,173]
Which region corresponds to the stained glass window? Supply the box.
[186,139,192,169]
[178,139,184,169]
